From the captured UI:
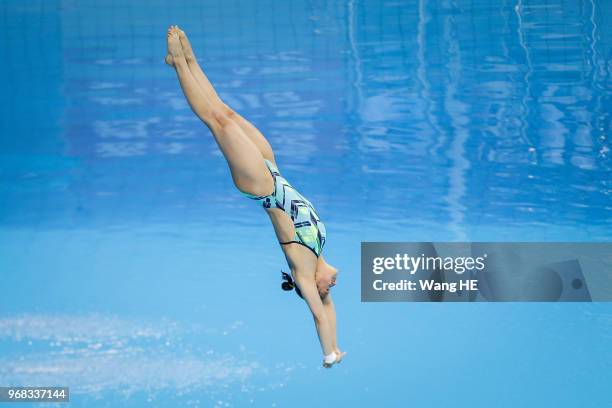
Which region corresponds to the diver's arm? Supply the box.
[294,273,335,357]
[322,293,339,351]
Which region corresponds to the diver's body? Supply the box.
[165,26,345,367]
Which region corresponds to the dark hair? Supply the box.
[281,271,303,299]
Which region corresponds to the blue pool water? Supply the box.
[0,0,610,407]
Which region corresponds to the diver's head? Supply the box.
[281,264,338,300]
[315,263,338,298]
[281,271,303,299]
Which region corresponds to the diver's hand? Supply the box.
[335,349,347,363]
[322,350,347,368]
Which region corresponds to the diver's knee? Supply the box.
[211,109,233,129]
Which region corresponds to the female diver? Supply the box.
[165,26,346,368]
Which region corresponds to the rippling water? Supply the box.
[1,0,610,407]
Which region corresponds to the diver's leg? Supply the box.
[220,105,277,167]
[172,27,277,165]
[167,27,272,196]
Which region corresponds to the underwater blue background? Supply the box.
[0,0,610,406]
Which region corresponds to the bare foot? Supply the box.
[177,28,197,62]
[165,25,183,67]
[164,26,174,66]
[166,27,197,67]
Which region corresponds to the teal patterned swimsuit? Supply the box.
[243,159,326,257]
